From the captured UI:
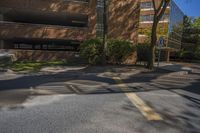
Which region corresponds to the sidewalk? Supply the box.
[156,62,200,74]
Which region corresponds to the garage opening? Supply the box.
[3,9,88,27]
[5,38,81,51]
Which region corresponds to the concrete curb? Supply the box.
[158,67,192,75]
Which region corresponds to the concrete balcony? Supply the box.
[0,21,88,41]
[0,0,89,14]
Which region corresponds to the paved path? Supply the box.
[0,65,199,133]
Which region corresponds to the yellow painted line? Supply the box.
[113,77,163,121]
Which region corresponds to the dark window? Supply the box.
[3,10,88,27]
[140,2,153,9]
[13,39,80,51]
[140,15,154,22]
[96,0,104,37]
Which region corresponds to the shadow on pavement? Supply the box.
[0,65,199,110]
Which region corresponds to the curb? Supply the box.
[158,67,192,75]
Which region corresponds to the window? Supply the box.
[140,2,153,9]
[96,0,105,37]
[140,15,154,22]
[161,14,169,21]
[13,40,80,51]
[97,0,104,8]
[140,14,169,22]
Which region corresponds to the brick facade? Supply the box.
[138,0,170,43]
[0,0,140,63]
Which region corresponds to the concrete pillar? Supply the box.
[165,50,170,62]
[0,14,3,21]
[0,14,4,49]
[0,40,4,49]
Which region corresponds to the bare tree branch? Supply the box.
[157,1,170,20]
[152,0,156,13]
[156,0,164,14]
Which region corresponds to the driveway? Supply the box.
[0,65,199,133]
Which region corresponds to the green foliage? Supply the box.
[176,50,194,60]
[181,16,200,61]
[107,39,135,64]
[194,45,200,60]
[183,16,193,29]
[80,38,104,65]
[136,43,149,62]
[192,17,200,28]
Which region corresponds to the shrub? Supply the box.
[107,39,135,64]
[80,38,104,65]
[136,43,149,63]
[178,50,194,60]
[194,45,200,60]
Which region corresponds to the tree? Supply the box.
[192,17,200,28]
[183,16,193,29]
[147,0,170,69]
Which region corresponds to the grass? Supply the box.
[1,61,69,72]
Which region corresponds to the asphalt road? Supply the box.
[0,66,199,133]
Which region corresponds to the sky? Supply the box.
[173,0,200,18]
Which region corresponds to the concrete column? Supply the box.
[0,14,4,49]
[0,40,4,49]
[165,50,170,62]
[0,14,3,21]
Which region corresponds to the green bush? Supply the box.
[107,39,135,64]
[136,43,149,63]
[194,45,200,60]
[80,38,104,65]
[175,50,194,61]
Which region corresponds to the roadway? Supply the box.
[0,65,199,133]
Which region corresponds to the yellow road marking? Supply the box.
[113,77,163,121]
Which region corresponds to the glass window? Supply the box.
[160,14,169,21]
[140,15,154,22]
[97,0,104,8]
[140,2,153,9]
[96,0,105,37]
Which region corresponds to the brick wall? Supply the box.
[107,0,140,43]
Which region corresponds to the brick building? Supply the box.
[138,0,184,49]
[0,0,140,61]
[0,0,184,62]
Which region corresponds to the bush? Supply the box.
[136,43,149,63]
[178,50,194,60]
[80,38,104,65]
[194,45,200,60]
[107,39,135,64]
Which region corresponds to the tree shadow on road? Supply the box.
[0,65,199,111]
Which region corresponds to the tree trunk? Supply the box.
[147,18,158,69]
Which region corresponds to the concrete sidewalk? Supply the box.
[156,62,200,74]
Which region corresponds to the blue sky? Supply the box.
[173,0,200,18]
